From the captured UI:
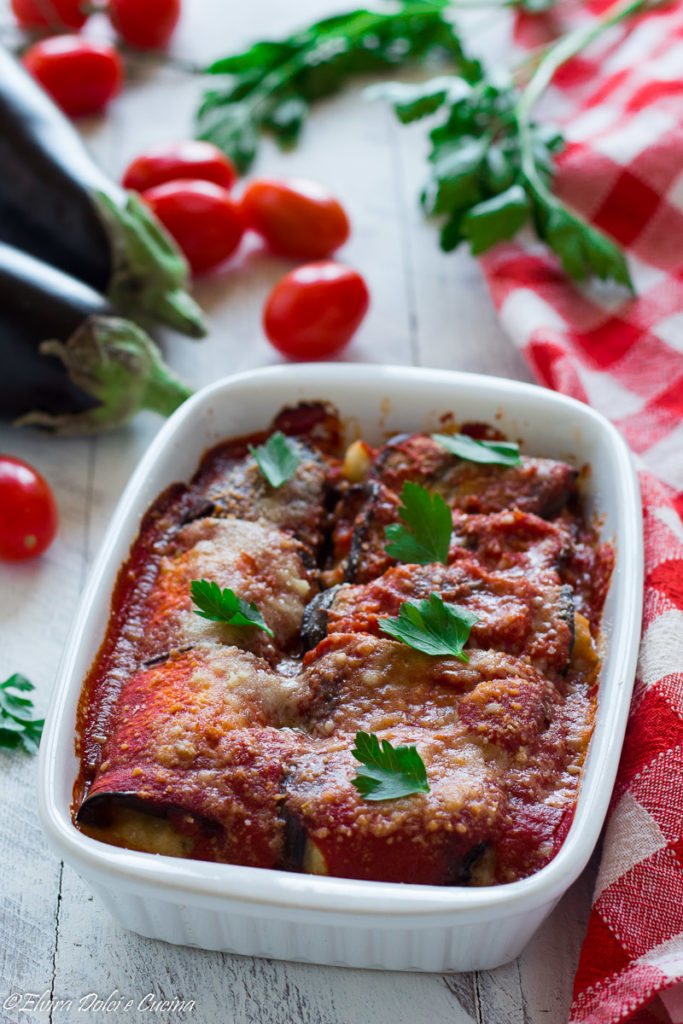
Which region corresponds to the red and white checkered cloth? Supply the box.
[478,3,683,1021]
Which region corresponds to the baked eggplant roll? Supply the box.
[74,410,612,886]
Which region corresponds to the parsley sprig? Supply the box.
[196,1,479,172]
[352,731,430,800]
[190,579,274,636]
[376,0,656,287]
[432,432,521,466]
[384,481,452,564]
[0,674,44,755]
[249,432,301,488]
[379,593,478,660]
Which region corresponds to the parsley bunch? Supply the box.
[377,0,658,287]
[379,68,630,287]
[196,0,656,288]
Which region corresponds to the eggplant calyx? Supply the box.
[92,190,207,339]
[15,316,193,435]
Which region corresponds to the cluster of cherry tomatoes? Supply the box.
[15,0,180,117]
[123,140,370,360]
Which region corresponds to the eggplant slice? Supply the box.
[370,433,578,518]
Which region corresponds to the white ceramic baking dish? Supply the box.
[38,363,643,973]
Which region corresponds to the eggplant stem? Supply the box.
[92,191,207,338]
[14,316,193,434]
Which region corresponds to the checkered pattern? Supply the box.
[479,4,683,1021]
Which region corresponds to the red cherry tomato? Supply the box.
[122,141,238,193]
[108,0,181,49]
[263,261,369,360]
[22,36,124,118]
[11,0,87,28]
[0,456,58,562]
[141,180,244,274]
[241,178,350,260]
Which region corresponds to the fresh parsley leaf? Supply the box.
[535,196,632,288]
[462,184,530,255]
[432,432,521,466]
[190,579,274,636]
[384,481,452,565]
[379,593,479,661]
[368,76,469,124]
[351,731,430,801]
[248,431,300,488]
[0,674,44,755]
[196,2,479,172]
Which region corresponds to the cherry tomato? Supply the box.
[122,141,238,193]
[11,0,87,28]
[108,0,181,49]
[241,178,350,260]
[263,261,369,360]
[0,456,58,562]
[141,180,244,274]
[22,36,124,118]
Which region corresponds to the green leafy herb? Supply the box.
[379,592,478,660]
[384,481,452,564]
[248,431,301,488]
[190,579,274,636]
[375,0,652,289]
[196,1,479,172]
[432,432,521,466]
[0,674,44,755]
[351,730,430,800]
[514,0,559,11]
[195,0,646,287]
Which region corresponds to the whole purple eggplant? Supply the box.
[0,241,193,434]
[0,46,206,339]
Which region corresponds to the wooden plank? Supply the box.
[477,961,526,1024]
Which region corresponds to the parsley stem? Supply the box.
[520,0,652,111]
[513,0,654,289]
[516,0,656,199]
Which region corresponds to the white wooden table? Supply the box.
[1,2,598,1020]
